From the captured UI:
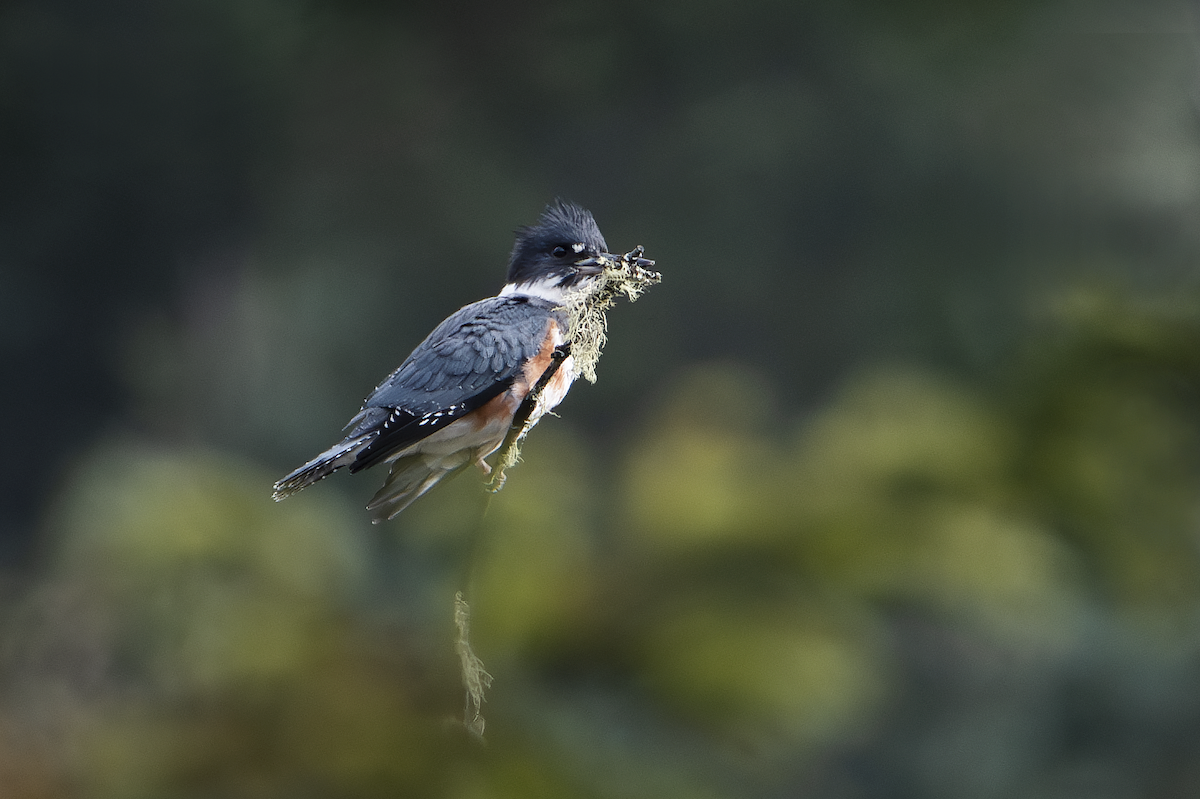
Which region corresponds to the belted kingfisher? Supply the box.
[272,200,659,521]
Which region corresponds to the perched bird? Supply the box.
[273,200,659,521]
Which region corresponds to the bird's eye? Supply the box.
[551,245,569,258]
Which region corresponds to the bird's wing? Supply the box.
[346,295,563,472]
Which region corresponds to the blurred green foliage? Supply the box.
[4,289,1200,797]
[4,0,1200,796]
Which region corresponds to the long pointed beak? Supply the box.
[575,248,659,276]
[573,252,621,274]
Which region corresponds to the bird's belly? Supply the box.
[402,392,520,463]
[389,322,576,468]
[397,357,576,468]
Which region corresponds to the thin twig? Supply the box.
[488,343,571,492]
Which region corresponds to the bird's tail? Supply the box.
[272,434,375,501]
[365,455,464,523]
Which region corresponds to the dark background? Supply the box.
[3,1,1200,797]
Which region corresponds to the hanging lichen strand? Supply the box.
[561,245,661,384]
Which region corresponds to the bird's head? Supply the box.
[503,199,660,383]
[504,200,626,301]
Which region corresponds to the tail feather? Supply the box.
[272,434,375,501]
[365,456,465,523]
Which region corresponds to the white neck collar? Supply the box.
[499,276,573,304]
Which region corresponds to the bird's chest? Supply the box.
[460,319,574,439]
[520,320,575,415]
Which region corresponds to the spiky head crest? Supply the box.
[506,199,609,286]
